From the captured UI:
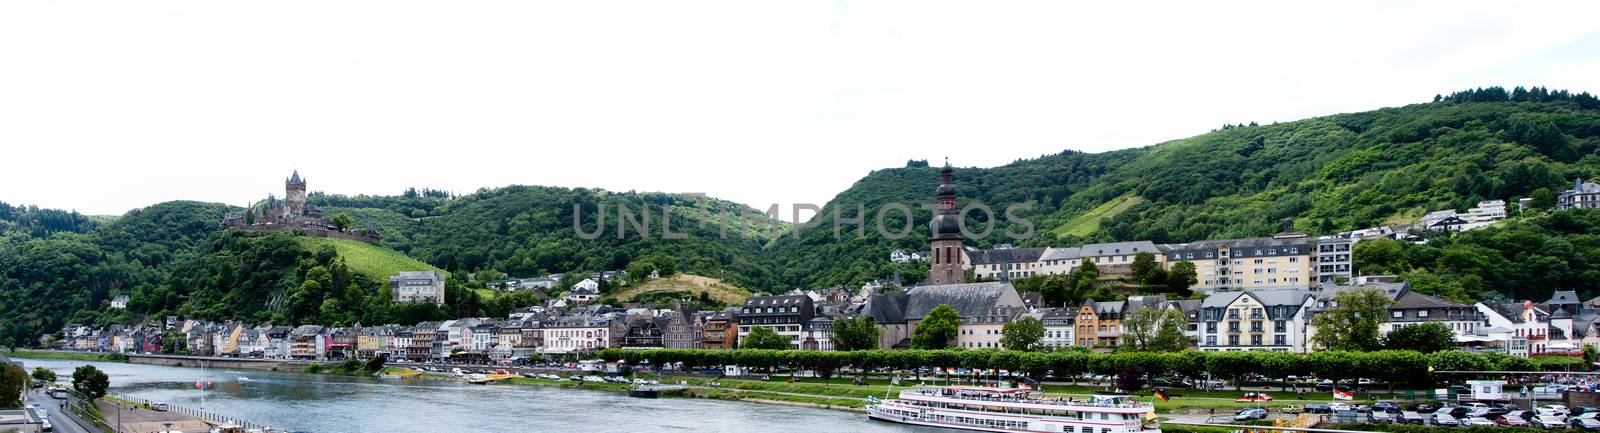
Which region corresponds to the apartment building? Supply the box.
[956,306,1022,349]
[1039,308,1075,349]
[1195,289,1314,352]
[738,295,814,349]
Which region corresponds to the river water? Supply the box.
[20,358,943,433]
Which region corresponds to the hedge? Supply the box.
[594,348,1562,385]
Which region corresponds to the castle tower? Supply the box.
[285,170,307,216]
[927,159,966,285]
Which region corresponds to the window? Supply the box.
[1207,322,1217,333]
[1275,321,1286,332]
[1228,322,1240,333]
[1251,335,1262,346]
[1274,335,1287,346]
[1250,322,1262,332]
[1391,311,1402,318]
[1206,336,1217,346]
[1228,335,1239,346]
[1418,310,1430,317]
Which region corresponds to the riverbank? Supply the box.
[6,349,126,362]
[20,352,1378,417]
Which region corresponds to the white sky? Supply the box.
[3,1,1599,219]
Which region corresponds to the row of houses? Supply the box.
[959,218,1354,293]
[59,278,1597,360]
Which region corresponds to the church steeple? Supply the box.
[927,158,966,285]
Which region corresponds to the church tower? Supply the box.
[285,170,307,216]
[927,160,966,285]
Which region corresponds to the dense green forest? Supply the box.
[3,86,1600,348]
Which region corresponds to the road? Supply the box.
[23,388,92,433]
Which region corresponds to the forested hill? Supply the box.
[768,87,1600,287]
[0,187,786,347]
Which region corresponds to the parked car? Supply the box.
[1462,417,1496,427]
[1235,409,1269,421]
[1534,415,1567,429]
[1499,411,1530,427]
[1572,413,1600,431]
[1409,402,1439,413]
[1575,407,1600,416]
[1304,404,1332,414]
[1235,405,1267,415]
[1433,413,1460,426]
[1399,411,1427,425]
[1371,411,1396,423]
[40,419,51,432]
[1279,405,1305,414]
[1329,402,1352,412]
[1373,401,1402,413]
[1540,405,1570,417]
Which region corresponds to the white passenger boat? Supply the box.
[867,386,1159,433]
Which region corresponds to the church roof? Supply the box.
[969,247,1047,265]
[289,170,303,183]
[1545,290,1580,306]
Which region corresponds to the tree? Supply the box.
[329,213,354,231]
[1165,261,1197,295]
[0,363,25,408]
[1311,287,1393,351]
[71,365,109,400]
[912,304,962,349]
[1530,188,1556,210]
[365,353,388,373]
[741,326,790,350]
[1130,252,1158,284]
[1116,366,1147,393]
[1002,316,1045,351]
[832,316,882,351]
[1120,308,1188,352]
[31,367,55,384]
[1383,322,1457,353]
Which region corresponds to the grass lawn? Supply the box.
[293,237,442,281]
[8,349,126,362]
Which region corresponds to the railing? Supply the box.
[112,393,276,432]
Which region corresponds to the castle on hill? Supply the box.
[220,171,380,243]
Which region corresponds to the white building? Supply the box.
[1197,289,1315,352]
[390,271,446,305]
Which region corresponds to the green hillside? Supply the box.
[293,237,442,281]
[768,87,1600,288]
[5,86,1600,348]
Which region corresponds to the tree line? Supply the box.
[598,348,1555,390]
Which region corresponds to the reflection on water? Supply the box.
[21,358,941,433]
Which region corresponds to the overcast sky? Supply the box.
[3,1,1599,219]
